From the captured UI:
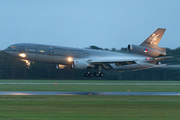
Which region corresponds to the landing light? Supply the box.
[67,57,73,62]
[19,53,26,58]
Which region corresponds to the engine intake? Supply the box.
[72,60,88,69]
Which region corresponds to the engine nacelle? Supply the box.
[71,60,88,69]
[127,44,166,57]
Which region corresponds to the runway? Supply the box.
[0,91,180,96]
[0,83,180,85]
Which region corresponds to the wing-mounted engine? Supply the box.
[71,60,93,69]
[127,44,166,57]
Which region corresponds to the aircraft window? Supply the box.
[36,46,47,54]
[37,50,46,53]
[53,50,61,55]
[25,49,36,52]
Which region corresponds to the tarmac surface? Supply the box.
[0,91,180,96]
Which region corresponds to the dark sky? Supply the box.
[0,0,180,50]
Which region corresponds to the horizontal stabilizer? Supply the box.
[152,56,172,61]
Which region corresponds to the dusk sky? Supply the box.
[0,0,180,50]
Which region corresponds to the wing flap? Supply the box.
[89,58,145,64]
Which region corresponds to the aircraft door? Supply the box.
[48,47,54,63]
[49,47,53,55]
[20,46,25,53]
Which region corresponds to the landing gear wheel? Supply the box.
[84,73,89,77]
[94,72,99,77]
[26,67,30,70]
[100,73,104,77]
[88,73,93,77]
[157,62,161,65]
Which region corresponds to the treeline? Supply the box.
[0,46,180,80]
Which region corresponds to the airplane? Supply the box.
[4,28,168,77]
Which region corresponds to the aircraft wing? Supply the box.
[73,55,170,71]
[84,56,171,64]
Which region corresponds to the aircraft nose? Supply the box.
[4,48,8,53]
[4,47,11,54]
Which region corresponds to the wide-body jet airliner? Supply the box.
[4,28,168,77]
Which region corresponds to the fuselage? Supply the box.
[4,43,146,67]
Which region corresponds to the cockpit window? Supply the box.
[9,46,16,49]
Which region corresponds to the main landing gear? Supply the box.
[84,66,104,77]
[84,72,104,77]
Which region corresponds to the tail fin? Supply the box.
[140,28,166,52]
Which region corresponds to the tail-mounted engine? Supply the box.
[128,44,166,57]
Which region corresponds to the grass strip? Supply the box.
[0,96,179,120]
[0,80,180,83]
[0,84,180,92]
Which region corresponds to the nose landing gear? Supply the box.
[25,60,31,70]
